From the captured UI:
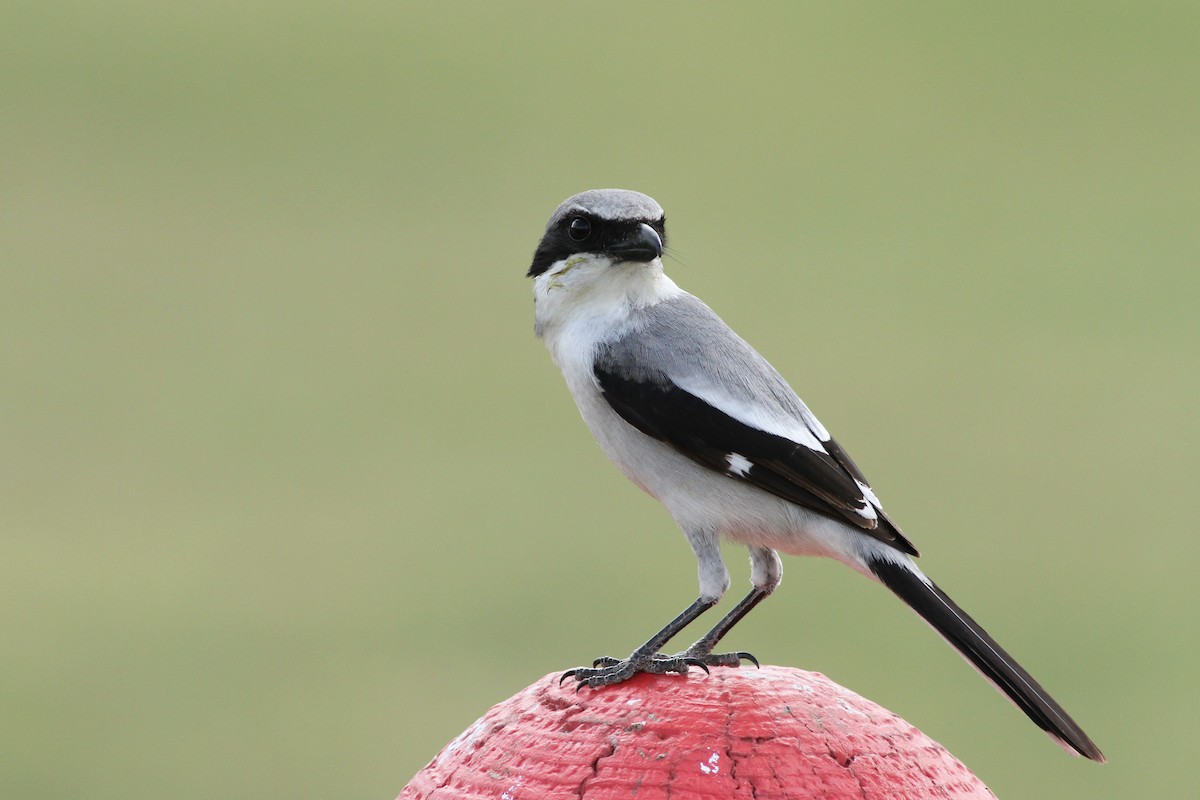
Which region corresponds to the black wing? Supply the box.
[595,366,917,556]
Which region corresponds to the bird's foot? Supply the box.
[560,648,758,690]
[560,652,708,690]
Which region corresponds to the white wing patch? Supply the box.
[673,379,827,452]
[853,488,879,523]
[857,480,882,510]
[725,452,753,477]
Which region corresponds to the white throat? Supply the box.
[532,254,683,370]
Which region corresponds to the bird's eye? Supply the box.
[567,217,592,241]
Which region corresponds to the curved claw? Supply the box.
[559,669,581,687]
[685,657,711,675]
[736,651,760,668]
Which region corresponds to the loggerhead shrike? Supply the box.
[526,189,1103,761]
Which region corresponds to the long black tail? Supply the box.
[868,555,1105,762]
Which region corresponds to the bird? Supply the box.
[525,188,1104,762]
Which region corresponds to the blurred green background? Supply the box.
[3,2,1197,798]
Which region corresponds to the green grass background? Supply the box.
[3,3,1197,798]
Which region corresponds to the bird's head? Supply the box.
[527,189,667,280]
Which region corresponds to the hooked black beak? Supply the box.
[606,222,664,263]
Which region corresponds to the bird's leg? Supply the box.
[561,596,718,689]
[676,586,770,667]
[562,541,774,689]
[676,546,780,667]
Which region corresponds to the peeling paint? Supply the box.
[699,751,721,775]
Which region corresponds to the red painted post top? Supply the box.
[400,665,995,799]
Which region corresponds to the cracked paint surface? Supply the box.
[398,666,996,799]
